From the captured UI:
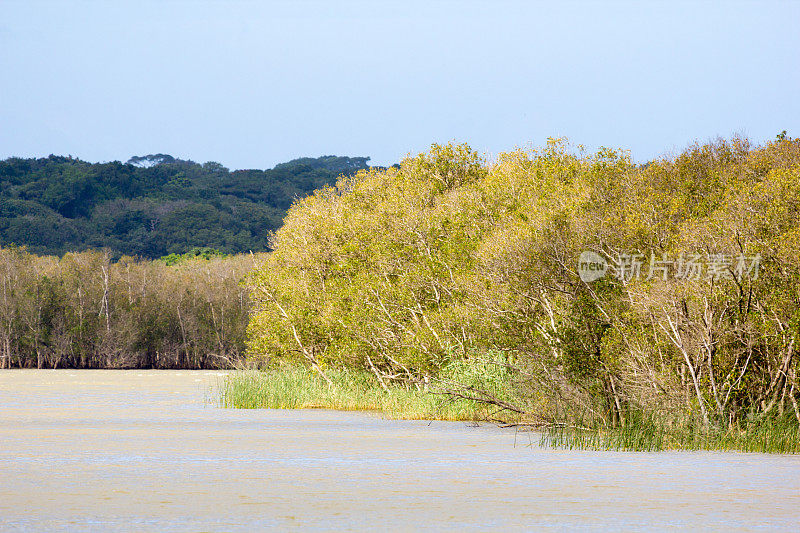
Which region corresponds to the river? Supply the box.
[1,370,798,531]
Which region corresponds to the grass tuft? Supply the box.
[218,366,495,420]
[539,411,800,453]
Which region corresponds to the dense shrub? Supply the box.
[248,136,800,430]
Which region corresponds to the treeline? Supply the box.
[247,135,800,430]
[0,247,262,369]
[0,153,370,258]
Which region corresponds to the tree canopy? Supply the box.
[247,136,800,430]
[0,154,370,258]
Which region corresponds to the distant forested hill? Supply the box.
[0,153,370,258]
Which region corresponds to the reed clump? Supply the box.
[221,366,800,453]
[540,412,800,453]
[218,366,502,421]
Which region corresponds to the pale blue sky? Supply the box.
[1,0,798,168]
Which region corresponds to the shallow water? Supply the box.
[0,370,798,531]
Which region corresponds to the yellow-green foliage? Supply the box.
[247,136,800,434]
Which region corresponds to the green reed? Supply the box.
[540,411,800,453]
[218,366,493,421]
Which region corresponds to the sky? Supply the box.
[1,0,798,169]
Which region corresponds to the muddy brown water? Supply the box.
[1,370,799,531]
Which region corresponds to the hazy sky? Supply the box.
[1,0,798,169]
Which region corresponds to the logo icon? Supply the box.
[578,251,607,282]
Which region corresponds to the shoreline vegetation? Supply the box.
[239,135,800,453]
[220,366,800,453]
[5,136,800,453]
[0,248,261,369]
[220,356,522,422]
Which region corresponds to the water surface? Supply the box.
[1,370,798,531]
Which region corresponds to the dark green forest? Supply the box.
[0,153,370,258]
